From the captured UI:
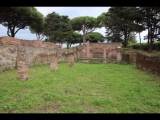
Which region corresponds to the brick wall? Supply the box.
[75,41,122,62]
[0,36,61,48]
[136,52,160,75]
[0,37,72,72]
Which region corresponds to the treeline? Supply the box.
[98,7,160,53]
[0,7,160,51]
[0,7,105,49]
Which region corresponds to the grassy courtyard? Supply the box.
[0,62,160,113]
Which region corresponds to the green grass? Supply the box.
[0,62,160,113]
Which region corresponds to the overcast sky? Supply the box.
[0,7,148,47]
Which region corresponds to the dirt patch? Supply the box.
[22,88,31,93]
[36,102,60,113]
[84,105,99,113]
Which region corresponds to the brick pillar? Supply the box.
[117,48,122,62]
[18,61,29,81]
[73,47,77,61]
[86,41,90,58]
[77,50,79,58]
[68,54,75,67]
[103,47,106,63]
[50,57,58,71]
[17,46,29,81]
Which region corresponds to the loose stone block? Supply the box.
[50,57,58,71]
[18,64,29,81]
[117,52,122,62]
[68,54,75,67]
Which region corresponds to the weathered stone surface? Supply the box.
[0,37,123,72]
[136,52,160,75]
[0,36,62,48]
[103,48,106,59]
[41,42,61,49]
[86,41,90,58]
[117,48,122,62]
[76,41,122,62]
[108,50,118,59]
[0,45,17,71]
[117,52,122,62]
[0,36,20,46]
[17,63,29,81]
[0,36,42,47]
[68,54,75,67]
[50,57,58,71]
[0,44,70,72]
[103,59,107,64]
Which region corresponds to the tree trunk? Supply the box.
[123,33,127,48]
[83,33,86,44]
[7,28,10,37]
[7,25,19,38]
[36,33,44,40]
[11,25,16,37]
[149,41,153,53]
[67,42,69,49]
[147,27,151,53]
[139,32,141,50]
[11,29,15,37]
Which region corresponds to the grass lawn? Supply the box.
[0,62,160,113]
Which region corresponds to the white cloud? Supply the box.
[135,30,148,43]
[94,27,106,36]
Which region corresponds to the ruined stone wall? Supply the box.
[0,36,41,47]
[0,45,74,72]
[0,36,73,72]
[0,36,61,48]
[136,52,160,75]
[90,42,122,59]
[0,45,17,71]
[75,41,122,63]
[75,44,87,58]
[0,37,124,71]
[41,42,61,49]
[121,49,139,64]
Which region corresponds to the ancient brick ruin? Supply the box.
[75,41,122,63]
[0,36,74,80]
[1,36,160,79]
[136,52,160,75]
[17,46,29,80]
[50,57,58,71]
[68,54,75,67]
[0,37,123,73]
[0,36,61,48]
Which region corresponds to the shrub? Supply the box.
[130,42,160,51]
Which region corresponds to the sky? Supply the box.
[0,7,148,47]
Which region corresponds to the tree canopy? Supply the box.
[0,7,44,38]
[66,32,83,48]
[29,16,45,40]
[43,12,73,45]
[97,7,146,47]
[70,16,102,44]
[86,32,105,43]
[139,7,160,52]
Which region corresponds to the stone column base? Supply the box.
[18,64,29,81]
[50,57,58,71]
